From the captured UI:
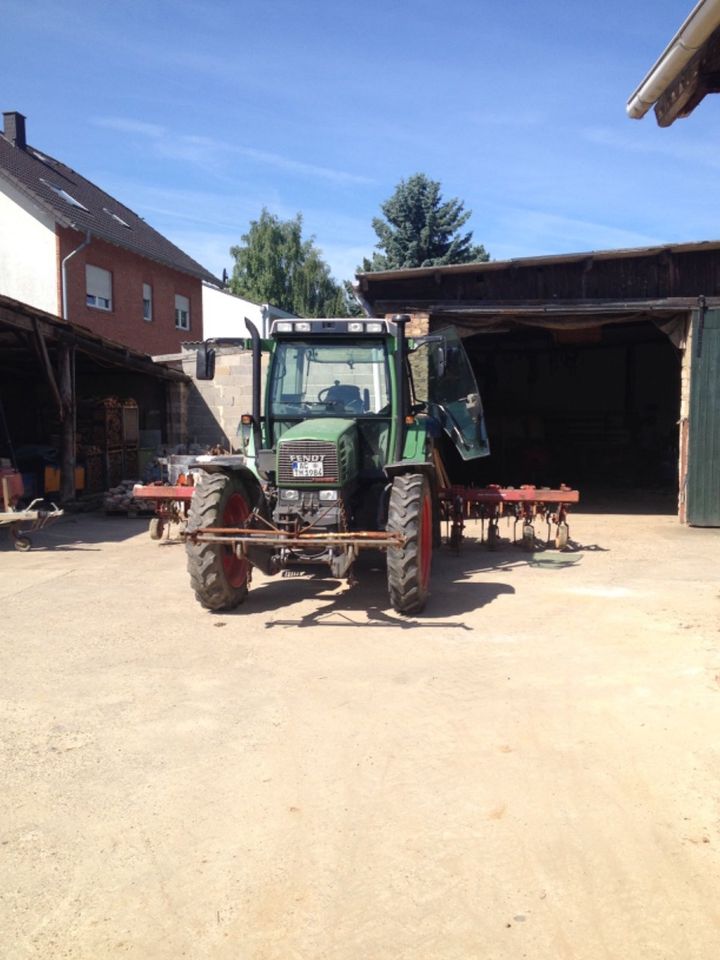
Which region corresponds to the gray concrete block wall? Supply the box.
[171,347,265,451]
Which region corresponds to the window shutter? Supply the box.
[86,265,112,301]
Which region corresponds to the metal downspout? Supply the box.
[61,230,91,319]
[59,230,90,502]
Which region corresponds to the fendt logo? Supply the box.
[293,455,324,463]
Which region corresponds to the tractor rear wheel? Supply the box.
[386,473,432,615]
[186,473,251,611]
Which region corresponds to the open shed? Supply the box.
[357,242,720,524]
[0,294,188,502]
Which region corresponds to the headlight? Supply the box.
[366,321,383,333]
[275,321,293,332]
[294,321,311,332]
[318,490,338,501]
[280,489,300,501]
[348,321,364,332]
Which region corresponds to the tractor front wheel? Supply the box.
[386,473,433,615]
[186,473,252,611]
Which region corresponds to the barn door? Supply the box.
[687,308,720,526]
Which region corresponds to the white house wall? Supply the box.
[0,177,58,314]
[201,284,294,340]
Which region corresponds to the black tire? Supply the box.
[386,473,433,615]
[149,517,163,540]
[186,473,252,611]
[13,535,31,552]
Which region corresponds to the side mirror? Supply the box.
[195,343,216,380]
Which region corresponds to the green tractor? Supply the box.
[187,315,489,614]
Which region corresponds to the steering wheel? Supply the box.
[317,387,333,403]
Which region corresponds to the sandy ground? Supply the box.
[1,504,720,959]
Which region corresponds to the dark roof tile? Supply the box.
[0,129,221,285]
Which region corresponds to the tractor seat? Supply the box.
[325,383,362,406]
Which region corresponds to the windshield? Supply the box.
[269,340,390,417]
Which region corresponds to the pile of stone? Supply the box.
[103,480,154,515]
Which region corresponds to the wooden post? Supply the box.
[58,343,76,503]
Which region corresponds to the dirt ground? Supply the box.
[1,503,720,959]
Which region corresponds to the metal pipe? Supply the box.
[195,528,406,540]
[392,314,408,462]
[245,318,263,451]
[61,231,91,320]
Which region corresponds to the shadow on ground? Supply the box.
[0,512,153,552]
[209,540,598,628]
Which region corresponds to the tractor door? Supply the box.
[410,327,490,461]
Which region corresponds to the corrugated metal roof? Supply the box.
[0,127,220,285]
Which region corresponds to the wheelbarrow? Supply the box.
[0,467,63,551]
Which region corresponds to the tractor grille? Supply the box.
[277,441,339,484]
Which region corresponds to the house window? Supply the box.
[143,283,153,321]
[86,265,112,311]
[175,294,190,330]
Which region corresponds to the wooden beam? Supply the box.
[32,319,64,418]
[58,344,76,503]
[0,305,186,381]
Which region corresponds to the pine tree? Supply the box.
[363,173,489,271]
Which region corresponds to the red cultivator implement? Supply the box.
[440,483,579,551]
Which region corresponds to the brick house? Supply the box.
[0,110,219,354]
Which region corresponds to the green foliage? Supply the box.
[230,209,351,317]
[362,173,489,271]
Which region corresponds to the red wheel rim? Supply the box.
[420,492,432,589]
[221,492,250,588]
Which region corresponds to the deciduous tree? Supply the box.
[230,210,350,317]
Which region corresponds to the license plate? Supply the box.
[291,460,324,478]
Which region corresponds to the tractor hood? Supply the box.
[276,419,359,486]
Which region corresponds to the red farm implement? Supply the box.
[439,483,579,551]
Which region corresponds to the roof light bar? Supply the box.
[270,319,389,336]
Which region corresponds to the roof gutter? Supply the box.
[627,0,720,119]
[61,230,91,320]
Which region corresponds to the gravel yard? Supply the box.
[1,506,719,959]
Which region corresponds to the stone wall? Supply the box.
[166,347,264,451]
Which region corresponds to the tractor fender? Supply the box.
[191,456,265,507]
[191,456,276,574]
[384,461,437,482]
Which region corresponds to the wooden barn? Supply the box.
[357,241,720,525]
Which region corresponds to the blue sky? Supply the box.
[2,0,717,283]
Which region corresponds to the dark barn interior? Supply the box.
[453,319,681,497]
[357,242,720,513]
[0,296,184,500]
